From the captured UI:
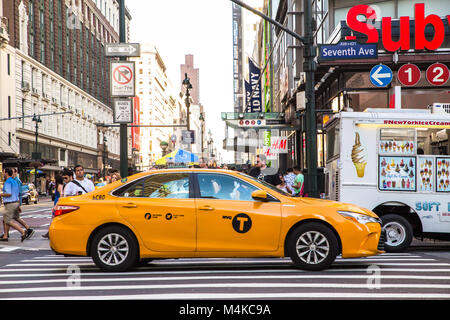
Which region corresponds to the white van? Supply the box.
[324,106,450,252]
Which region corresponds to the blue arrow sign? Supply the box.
[370,64,393,87]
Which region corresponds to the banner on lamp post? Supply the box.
[245,58,262,113]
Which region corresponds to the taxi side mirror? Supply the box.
[251,190,268,201]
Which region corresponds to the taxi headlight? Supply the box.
[338,211,381,225]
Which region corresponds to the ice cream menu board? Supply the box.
[379,156,416,191]
[436,157,450,192]
[418,157,434,192]
[379,140,415,155]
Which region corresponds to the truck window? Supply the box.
[379,128,415,154]
[326,123,340,162]
[417,128,449,156]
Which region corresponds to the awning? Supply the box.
[41,165,63,172]
[155,149,199,165]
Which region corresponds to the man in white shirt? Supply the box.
[63,165,95,197]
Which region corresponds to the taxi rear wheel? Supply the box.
[287,222,339,271]
[91,226,138,272]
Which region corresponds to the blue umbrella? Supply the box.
[173,149,199,163]
[27,169,43,174]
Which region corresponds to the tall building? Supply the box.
[0,0,131,179]
[179,54,206,161]
[131,44,185,169]
[180,54,199,105]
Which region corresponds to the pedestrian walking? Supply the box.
[277,173,293,194]
[0,168,34,242]
[12,168,23,204]
[42,175,64,239]
[292,165,305,197]
[284,168,297,195]
[249,155,264,179]
[63,165,95,197]
[110,172,121,183]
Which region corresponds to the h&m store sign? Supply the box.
[345,3,449,52]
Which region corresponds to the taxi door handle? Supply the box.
[199,205,214,211]
[122,203,137,208]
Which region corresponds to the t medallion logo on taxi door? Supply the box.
[232,213,252,233]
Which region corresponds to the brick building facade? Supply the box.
[0,0,131,179]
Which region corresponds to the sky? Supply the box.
[126,0,238,162]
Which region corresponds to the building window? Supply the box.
[60,149,66,161]
[8,96,11,119]
[29,0,35,57]
[40,2,45,64]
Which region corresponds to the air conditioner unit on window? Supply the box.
[432,103,450,114]
[21,81,30,92]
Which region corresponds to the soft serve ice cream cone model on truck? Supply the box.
[324,106,450,252]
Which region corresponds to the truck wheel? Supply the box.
[381,214,413,252]
[287,222,339,271]
[91,226,139,272]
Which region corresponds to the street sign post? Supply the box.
[113,98,133,124]
[398,63,421,86]
[426,63,449,86]
[319,41,377,61]
[370,64,393,87]
[110,61,135,97]
[105,43,140,57]
[182,130,195,144]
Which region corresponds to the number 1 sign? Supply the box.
[398,64,421,86]
[426,63,449,86]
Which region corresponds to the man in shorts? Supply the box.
[0,168,33,242]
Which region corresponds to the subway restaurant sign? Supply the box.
[345,3,449,52]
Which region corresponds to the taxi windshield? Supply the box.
[237,172,292,197]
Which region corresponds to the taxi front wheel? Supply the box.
[287,222,339,271]
[91,226,139,272]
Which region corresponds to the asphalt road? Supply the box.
[1,201,449,301]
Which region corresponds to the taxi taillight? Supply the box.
[53,205,79,217]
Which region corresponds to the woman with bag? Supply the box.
[42,175,64,239]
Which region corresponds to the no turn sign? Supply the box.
[110,61,135,97]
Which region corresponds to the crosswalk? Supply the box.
[1,253,449,300]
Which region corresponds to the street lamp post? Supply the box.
[102,135,108,178]
[182,73,192,132]
[31,114,42,190]
[118,0,128,178]
[182,73,193,152]
[199,112,205,160]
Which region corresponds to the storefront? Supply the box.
[292,14,450,174]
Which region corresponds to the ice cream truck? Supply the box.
[324,105,450,252]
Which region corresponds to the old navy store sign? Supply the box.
[319,41,377,60]
[346,3,450,52]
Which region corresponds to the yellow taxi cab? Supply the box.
[49,169,384,272]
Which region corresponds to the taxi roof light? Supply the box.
[53,205,80,217]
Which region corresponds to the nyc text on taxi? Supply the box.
[50,169,384,271]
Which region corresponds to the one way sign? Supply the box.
[105,43,140,57]
[370,64,393,87]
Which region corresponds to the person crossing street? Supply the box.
[0,168,34,242]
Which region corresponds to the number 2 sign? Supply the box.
[426,63,449,86]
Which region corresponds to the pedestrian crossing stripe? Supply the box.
[1,253,449,300]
